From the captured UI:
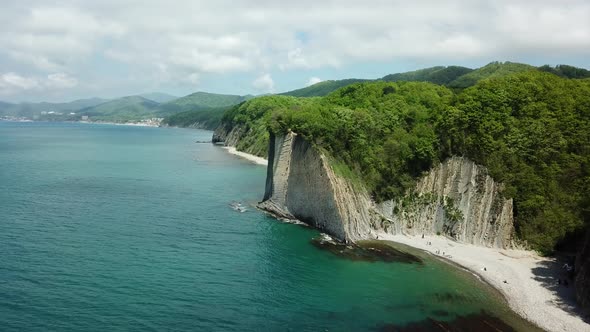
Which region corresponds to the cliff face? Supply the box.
[212,125,244,146]
[258,132,516,248]
[258,132,373,242]
[212,124,267,157]
[375,157,515,248]
[576,229,590,309]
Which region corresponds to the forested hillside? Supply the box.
[281,79,369,97]
[382,66,473,85]
[156,92,251,116]
[160,106,229,130]
[216,71,590,253]
[77,96,160,122]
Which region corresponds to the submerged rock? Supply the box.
[376,311,517,332]
[310,237,422,264]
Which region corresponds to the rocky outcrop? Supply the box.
[258,132,516,248]
[212,124,268,157]
[212,125,244,146]
[258,132,373,242]
[375,157,515,248]
[576,229,590,309]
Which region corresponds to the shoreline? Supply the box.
[379,233,588,332]
[217,140,587,331]
[222,146,268,166]
[78,120,160,127]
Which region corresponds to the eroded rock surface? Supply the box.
[258,132,515,248]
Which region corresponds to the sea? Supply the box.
[0,122,540,331]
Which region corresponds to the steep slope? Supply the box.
[375,157,515,248]
[259,132,374,242]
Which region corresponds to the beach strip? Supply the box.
[380,233,588,332]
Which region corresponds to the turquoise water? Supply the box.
[0,122,537,331]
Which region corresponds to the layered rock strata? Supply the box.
[258,132,515,248]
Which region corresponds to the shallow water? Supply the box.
[0,122,540,331]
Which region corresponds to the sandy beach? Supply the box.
[380,233,588,332]
[223,146,268,166]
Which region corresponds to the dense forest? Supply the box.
[217,69,590,254]
[160,106,228,129]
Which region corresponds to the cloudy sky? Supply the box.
[1,0,589,102]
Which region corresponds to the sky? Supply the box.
[0,0,589,102]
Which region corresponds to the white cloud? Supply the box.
[252,73,274,92]
[46,73,78,89]
[0,72,77,95]
[186,73,200,85]
[306,77,322,86]
[0,73,39,91]
[0,1,589,100]
[104,49,133,62]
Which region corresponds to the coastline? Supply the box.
[222,146,268,166]
[78,120,160,127]
[217,140,587,331]
[380,233,588,332]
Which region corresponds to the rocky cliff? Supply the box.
[258,132,373,242]
[576,229,590,309]
[375,157,515,248]
[258,132,516,248]
[212,124,244,147]
[212,124,267,157]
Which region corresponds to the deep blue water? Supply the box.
[0,122,537,331]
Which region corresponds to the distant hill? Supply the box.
[78,96,160,122]
[382,66,473,85]
[278,66,473,98]
[281,79,370,97]
[0,101,15,114]
[0,98,108,118]
[140,92,178,103]
[446,62,534,88]
[156,92,252,116]
[157,91,255,129]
